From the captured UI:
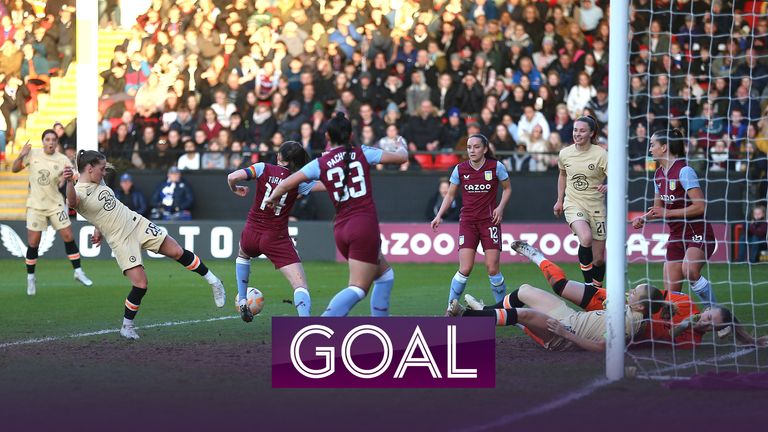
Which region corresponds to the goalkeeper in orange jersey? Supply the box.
[510,240,767,348]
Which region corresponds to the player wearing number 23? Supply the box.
[266,112,409,317]
[227,141,318,321]
[431,134,512,314]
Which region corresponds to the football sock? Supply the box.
[691,276,717,307]
[64,241,81,269]
[294,287,311,317]
[464,308,519,326]
[235,257,250,305]
[489,272,507,303]
[448,271,469,307]
[578,245,594,287]
[539,260,568,291]
[124,286,146,320]
[370,267,395,317]
[592,263,605,288]
[488,289,524,309]
[177,249,216,282]
[322,286,366,317]
[579,283,600,309]
[25,246,38,274]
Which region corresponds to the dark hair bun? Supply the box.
[335,111,346,120]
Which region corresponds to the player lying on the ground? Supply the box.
[447,282,651,352]
[227,141,319,321]
[431,134,512,315]
[511,240,701,346]
[12,130,93,295]
[64,151,226,340]
[508,240,767,348]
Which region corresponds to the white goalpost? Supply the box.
[621,0,768,380]
[606,0,631,381]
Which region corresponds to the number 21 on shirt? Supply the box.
[327,161,367,202]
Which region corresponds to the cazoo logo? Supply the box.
[464,183,491,192]
[377,227,672,263]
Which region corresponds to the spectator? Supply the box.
[508,142,537,173]
[440,108,467,150]
[279,100,307,141]
[456,73,484,115]
[406,70,431,116]
[425,177,460,221]
[177,138,201,171]
[404,100,441,169]
[575,0,603,35]
[519,124,550,172]
[211,89,236,127]
[738,205,768,263]
[201,140,227,169]
[629,122,649,172]
[49,6,75,75]
[198,107,223,141]
[517,104,551,142]
[512,57,543,92]
[150,166,194,220]
[566,71,597,119]
[353,103,386,144]
[144,136,178,171]
[114,173,148,217]
[586,86,609,124]
[376,124,408,171]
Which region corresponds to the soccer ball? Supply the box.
[246,287,265,315]
[235,287,265,316]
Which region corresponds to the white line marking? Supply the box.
[0,315,239,349]
[458,378,612,432]
[460,347,761,431]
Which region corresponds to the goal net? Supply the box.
[624,0,768,380]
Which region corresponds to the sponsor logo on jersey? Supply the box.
[463,174,470,179]
[571,174,589,191]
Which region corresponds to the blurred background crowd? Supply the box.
[0,0,767,228]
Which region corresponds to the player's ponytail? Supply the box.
[279,141,311,173]
[652,128,687,157]
[575,115,599,144]
[469,134,495,160]
[76,150,106,173]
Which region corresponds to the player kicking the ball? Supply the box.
[266,112,407,317]
[11,130,93,295]
[64,150,226,339]
[227,141,318,321]
[431,134,512,315]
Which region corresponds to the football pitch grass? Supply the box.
[1,258,767,430]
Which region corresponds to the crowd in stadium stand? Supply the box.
[1,0,76,162]
[0,0,767,197]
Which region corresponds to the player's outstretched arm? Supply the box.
[378,137,409,165]
[431,183,459,231]
[266,171,310,207]
[226,170,249,197]
[546,319,606,352]
[11,141,31,173]
[63,166,79,208]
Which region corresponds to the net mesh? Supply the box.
[624,0,768,379]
